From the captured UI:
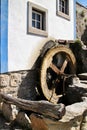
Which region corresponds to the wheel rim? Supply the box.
[40,46,76,104]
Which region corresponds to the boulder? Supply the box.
[16,111,32,129]
[2,102,18,121]
[41,98,87,130]
[78,73,87,80]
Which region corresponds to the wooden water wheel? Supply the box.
[40,46,76,104]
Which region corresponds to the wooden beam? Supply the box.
[55,39,75,44]
[0,93,65,120]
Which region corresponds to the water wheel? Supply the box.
[40,46,76,104]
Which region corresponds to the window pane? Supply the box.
[32,10,43,30]
[59,0,69,15]
[59,0,61,5]
[32,12,35,19]
[62,7,64,13]
[36,22,40,29]
[32,21,35,27]
[62,1,64,7]
[36,14,40,21]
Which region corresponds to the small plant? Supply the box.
[80,10,85,17]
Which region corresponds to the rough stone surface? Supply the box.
[16,111,32,129]
[76,2,87,45]
[63,82,87,105]
[0,75,9,88]
[41,99,87,130]
[30,113,48,130]
[2,102,18,121]
[81,110,87,130]
[10,73,21,87]
[78,73,87,80]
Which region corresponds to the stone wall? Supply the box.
[76,2,87,45]
[0,70,29,97]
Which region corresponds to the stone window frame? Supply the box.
[27,2,48,37]
[56,0,70,20]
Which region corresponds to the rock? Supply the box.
[0,75,9,88]
[16,111,32,129]
[41,99,87,130]
[30,113,48,130]
[2,102,18,121]
[63,82,87,105]
[78,73,87,80]
[72,77,80,84]
[10,73,21,87]
[81,110,87,130]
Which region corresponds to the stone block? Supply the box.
[0,75,9,87]
[30,113,48,130]
[34,99,87,130]
[2,102,18,121]
[10,73,21,87]
[80,110,87,130]
[78,73,87,80]
[72,77,80,84]
[16,111,32,129]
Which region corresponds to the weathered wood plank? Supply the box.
[0,93,65,120]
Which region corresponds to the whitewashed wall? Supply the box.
[8,0,75,71]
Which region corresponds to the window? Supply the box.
[59,0,69,15]
[28,2,48,36]
[56,0,70,20]
[32,10,42,30]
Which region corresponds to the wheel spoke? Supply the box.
[50,62,61,74]
[60,58,68,73]
[41,46,76,104]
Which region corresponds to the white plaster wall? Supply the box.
[8,0,75,71]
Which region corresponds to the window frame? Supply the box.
[56,0,70,20]
[27,2,48,37]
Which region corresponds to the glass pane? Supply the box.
[62,1,64,7]
[36,14,40,21]
[36,22,40,29]
[59,0,61,5]
[62,7,64,13]
[32,12,35,19]
[32,21,35,27]
[59,6,61,11]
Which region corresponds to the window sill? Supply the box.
[56,11,70,21]
[28,27,48,37]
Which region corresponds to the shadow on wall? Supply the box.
[81,25,87,45]
[17,40,57,101]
